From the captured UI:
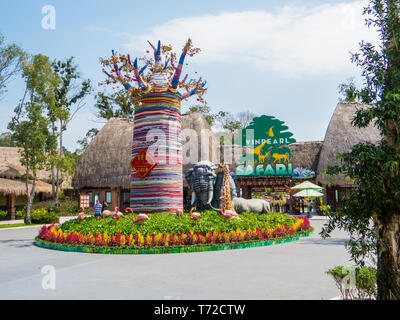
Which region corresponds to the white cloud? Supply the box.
[120,1,379,77]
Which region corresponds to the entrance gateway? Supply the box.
[234,115,296,199]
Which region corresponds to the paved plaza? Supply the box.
[0,218,351,300]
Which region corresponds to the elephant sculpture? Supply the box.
[185,161,217,210]
[232,198,271,214]
[185,161,271,214]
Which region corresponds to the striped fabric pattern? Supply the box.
[130,89,183,214]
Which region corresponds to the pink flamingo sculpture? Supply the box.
[78,207,85,222]
[126,207,150,224]
[176,208,183,217]
[219,196,240,220]
[112,207,124,220]
[190,207,201,226]
[101,209,111,218]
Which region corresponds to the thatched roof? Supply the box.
[289,141,323,172]
[0,162,26,179]
[0,178,52,196]
[316,102,381,186]
[73,113,217,190]
[0,147,50,182]
[72,118,133,189]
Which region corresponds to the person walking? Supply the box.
[93,200,102,217]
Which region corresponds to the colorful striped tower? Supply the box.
[101,39,206,214]
[131,74,183,213]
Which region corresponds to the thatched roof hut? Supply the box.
[316,102,381,186]
[73,118,133,189]
[0,148,54,219]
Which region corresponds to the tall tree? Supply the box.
[0,33,26,99]
[8,54,58,224]
[77,128,99,152]
[94,89,135,120]
[321,0,400,299]
[50,57,91,202]
[215,111,243,133]
[187,104,216,127]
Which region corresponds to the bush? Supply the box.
[32,199,80,215]
[0,210,7,220]
[327,265,377,300]
[319,205,331,215]
[15,210,25,219]
[0,210,25,220]
[31,208,60,224]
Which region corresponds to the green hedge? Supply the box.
[30,208,60,224]
[0,210,25,220]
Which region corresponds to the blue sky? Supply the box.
[0,0,378,150]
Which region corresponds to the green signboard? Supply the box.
[235,115,296,176]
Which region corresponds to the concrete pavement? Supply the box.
[0,219,351,300]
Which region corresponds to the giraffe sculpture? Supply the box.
[221,164,236,213]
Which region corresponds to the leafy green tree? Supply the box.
[77,128,99,153]
[49,57,91,202]
[187,104,216,127]
[338,78,359,102]
[8,54,58,224]
[0,132,16,147]
[0,33,26,99]
[338,78,375,103]
[215,111,243,133]
[94,89,135,120]
[321,0,400,299]
[61,147,83,179]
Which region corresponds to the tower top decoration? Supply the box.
[100,38,207,104]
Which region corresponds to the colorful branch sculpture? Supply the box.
[100,38,207,103]
[100,39,207,214]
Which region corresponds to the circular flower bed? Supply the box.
[34,211,313,254]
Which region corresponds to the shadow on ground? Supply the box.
[300,237,347,246]
[0,238,33,248]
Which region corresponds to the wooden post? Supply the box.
[6,194,16,220]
